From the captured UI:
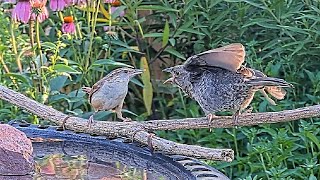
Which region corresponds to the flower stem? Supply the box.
[71,6,82,39]
[10,21,22,73]
[108,3,112,31]
[35,19,44,94]
[84,0,101,72]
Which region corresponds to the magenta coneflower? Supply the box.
[30,0,48,22]
[62,16,76,34]
[12,0,31,24]
[31,6,48,22]
[30,0,47,8]
[49,0,66,11]
[65,0,76,6]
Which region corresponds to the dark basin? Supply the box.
[6,121,229,180]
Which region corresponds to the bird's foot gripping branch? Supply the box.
[1,85,320,161]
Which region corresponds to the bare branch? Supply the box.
[0,85,233,162]
[141,105,320,131]
[2,85,318,161]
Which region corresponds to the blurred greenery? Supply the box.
[0,0,320,179]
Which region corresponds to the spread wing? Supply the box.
[184,43,245,72]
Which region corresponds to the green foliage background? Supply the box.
[0,0,320,179]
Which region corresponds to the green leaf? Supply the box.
[111,6,126,19]
[49,76,68,91]
[162,20,170,48]
[306,132,320,150]
[53,64,81,74]
[140,57,153,116]
[4,73,31,86]
[165,48,186,60]
[41,42,57,50]
[178,27,205,36]
[143,33,164,38]
[92,59,133,68]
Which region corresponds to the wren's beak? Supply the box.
[132,69,144,75]
[163,67,175,84]
[163,76,175,84]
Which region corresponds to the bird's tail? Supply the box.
[247,77,293,100]
[247,77,293,88]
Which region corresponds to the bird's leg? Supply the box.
[147,133,156,153]
[88,111,97,128]
[206,113,218,123]
[58,115,71,130]
[82,86,92,94]
[206,113,218,132]
[115,101,132,122]
[232,109,241,127]
[243,106,253,114]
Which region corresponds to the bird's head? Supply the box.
[109,67,144,80]
[163,65,190,89]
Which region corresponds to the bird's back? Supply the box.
[190,67,251,114]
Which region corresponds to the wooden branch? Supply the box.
[141,105,320,131]
[1,85,318,161]
[0,85,233,162]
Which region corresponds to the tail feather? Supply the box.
[247,77,293,88]
[265,86,287,100]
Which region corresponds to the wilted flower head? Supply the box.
[30,0,47,8]
[62,16,76,34]
[49,0,66,11]
[30,0,48,22]
[12,0,31,24]
[31,6,48,22]
[111,0,121,6]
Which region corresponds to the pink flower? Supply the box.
[30,0,48,22]
[65,0,76,6]
[49,0,66,11]
[12,0,31,24]
[105,0,115,3]
[30,0,47,8]
[62,16,76,34]
[111,6,125,17]
[31,6,49,22]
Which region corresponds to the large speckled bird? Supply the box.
[163,43,293,123]
[82,67,143,126]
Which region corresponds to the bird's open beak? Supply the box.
[162,67,175,84]
[163,76,175,84]
[133,69,144,75]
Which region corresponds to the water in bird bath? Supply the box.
[6,123,196,180]
[34,153,165,179]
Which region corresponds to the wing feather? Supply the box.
[184,43,245,72]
